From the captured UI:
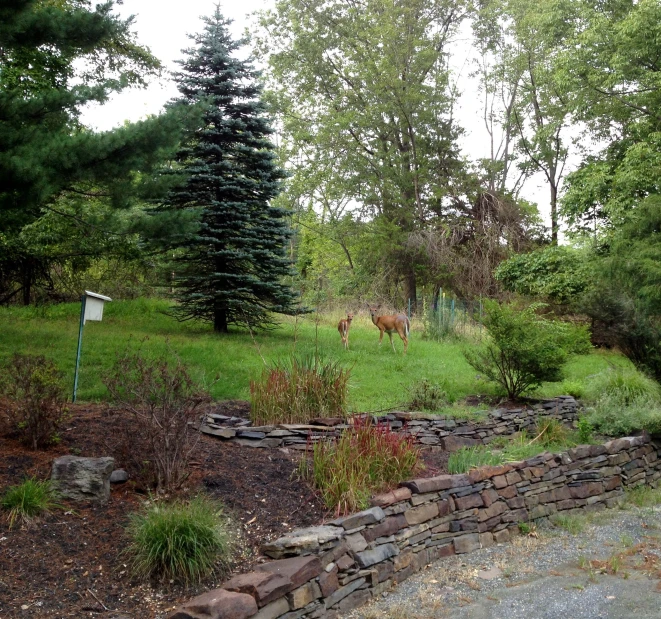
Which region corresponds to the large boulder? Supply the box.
[51,456,114,504]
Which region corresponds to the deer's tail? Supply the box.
[405,317,410,339]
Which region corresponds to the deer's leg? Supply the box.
[402,333,408,355]
[378,329,384,346]
[388,332,395,352]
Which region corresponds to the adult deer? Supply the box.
[337,313,354,350]
[368,305,410,354]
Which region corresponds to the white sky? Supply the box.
[81,0,570,232]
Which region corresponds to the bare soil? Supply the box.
[0,402,448,619]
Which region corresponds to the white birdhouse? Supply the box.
[83,291,112,324]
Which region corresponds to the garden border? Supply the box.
[169,432,661,619]
[197,396,579,451]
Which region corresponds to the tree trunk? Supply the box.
[550,183,558,245]
[21,262,32,306]
[403,267,417,313]
[214,307,228,333]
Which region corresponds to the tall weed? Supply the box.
[250,354,350,425]
[300,416,421,514]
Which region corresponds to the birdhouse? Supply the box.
[83,290,112,324]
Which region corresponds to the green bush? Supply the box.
[407,379,450,411]
[584,367,661,437]
[250,354,350,425]
[0,354,68,450]
[1,478,62,529]
[464,302,591,399]
[125,496,231,584]
[300,416,421,514]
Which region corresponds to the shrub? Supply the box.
[448,446,502,474]
[464,302,591,400]
[0,354,68,449]
[1,478,62,529]
[584,367,661,437]
[250,354,350,425]
[407,379,450,411]
[125,496,231,584]
[577,416,594,444]
[300,416,421,514]
[104,349,210,492]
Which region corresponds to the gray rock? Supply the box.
[51,456,114,503]
[109,469,129,484]
[354,543,399,568]
[262,526,344,559]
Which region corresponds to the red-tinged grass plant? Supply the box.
[300,416,422,515]
[250,354,350,425]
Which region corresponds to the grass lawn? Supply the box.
[0,298,630,412]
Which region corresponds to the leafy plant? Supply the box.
[250,354,350,425]
[448,446,502,474]
[0,354,68,450]
[104,348,210,492]
[583,367,661,437]
[125,496,231,584]
[577,417,593,444]
[464,301,591,399]
[407,379,450,411]
[1,478,62,529]
[300,416,421,514]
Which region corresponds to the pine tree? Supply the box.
[165,8,299,332]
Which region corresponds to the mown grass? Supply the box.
[0,298,627,411]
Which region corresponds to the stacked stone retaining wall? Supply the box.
[198,396,579,451]
[169,434,661,619]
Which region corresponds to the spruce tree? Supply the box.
[165,8,299,332]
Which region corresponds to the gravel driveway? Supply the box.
[343,503,661,619]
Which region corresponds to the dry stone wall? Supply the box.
[198,396,579,451]
[169,434,661,619]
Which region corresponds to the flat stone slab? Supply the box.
[255,555,323,591]
[261,526,343,558]
[167,589,257,619]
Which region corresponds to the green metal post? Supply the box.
[408,297,411,319]
[72,295,86,403]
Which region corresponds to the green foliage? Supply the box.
[577,417,593,444]
[495,246,592,305]
[125,496,231,584]
[580,197,661,382]
[559,0,661,233]
[584,367,661,437]
[0,0,192,305]
[407,379,450,412]
[448,447,502,475]
[1,478,62,529]
[104,348,210,492]
[464,301,591,399]
[0,354,68,450]
[451,417,590,474]
[258,0,467,301]
[625,486,661,508]
[250,355,350,425]
[300,417,421,514]
[558,379,586,399]
[162,8,299,332]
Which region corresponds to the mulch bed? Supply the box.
[0,402,448,619]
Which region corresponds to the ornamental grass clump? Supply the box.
[300,416,421,515]
[250,354,350,425]
[1,478,62,529]
[125,496,231,585]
